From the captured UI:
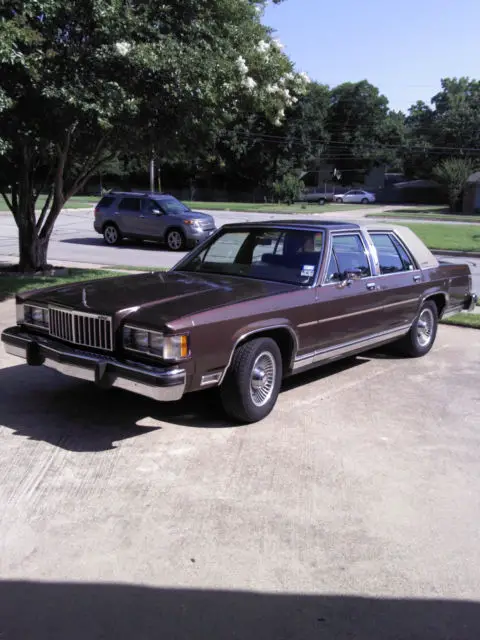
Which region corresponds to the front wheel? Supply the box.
[335,198,343,203]
[318,198,326,205]
[220,337,282,423]
[396,300,438,357]
[103,223,122,246]
[166,229,186,251]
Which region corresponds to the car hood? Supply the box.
[25,271,296,327]
[185,210,215,223]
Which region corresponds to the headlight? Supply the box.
[123,326,189,360]
[23,304,49,330]
[183,219,202,229]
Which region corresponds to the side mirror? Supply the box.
[151,208,162,215]
[337,269,362,288]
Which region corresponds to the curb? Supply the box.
[432,250,480,259]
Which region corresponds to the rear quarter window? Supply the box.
[97,196,115,208]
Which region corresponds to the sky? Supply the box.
[263,0,480,113]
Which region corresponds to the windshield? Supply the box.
[176,228,324,286]
[156,197,191,215]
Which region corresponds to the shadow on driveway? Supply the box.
[0,356,373,451]
[1,580,479,640]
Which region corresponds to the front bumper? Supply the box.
[1,326,186,402]
[185,227,216,246]
[465,293,478,312]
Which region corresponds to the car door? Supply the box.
[311,231,387,354]
[139,199,168,240]
[367,231,423,329]
[116,197,143,236]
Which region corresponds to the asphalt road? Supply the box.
[0,299,479,639]
[1,207,479,293]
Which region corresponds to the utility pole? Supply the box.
[149,155,155,193]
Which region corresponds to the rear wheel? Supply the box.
[335,197,343,203]
[396,300,438,357]
[318,197,326,205]
[220,337,282,423]
[361,198,369,204]
[103,223,122,246]
[166,228,186,251]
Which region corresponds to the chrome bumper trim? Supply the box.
[2,330,186,403]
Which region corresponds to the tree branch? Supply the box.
[0,190,16,216]
[65,137,108,200]
[35,186,54,233]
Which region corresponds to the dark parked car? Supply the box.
[93,191,216,251]
[298,189,336,205]
[2,220,477,423]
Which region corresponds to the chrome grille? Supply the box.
[49,307,113,351]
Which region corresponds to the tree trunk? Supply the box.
[18,222,50,272]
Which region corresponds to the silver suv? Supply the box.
[93,192,217,251]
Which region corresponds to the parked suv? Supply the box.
[93,192,216,251]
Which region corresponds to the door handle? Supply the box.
[413,275,421,282]
[366,282,376,290]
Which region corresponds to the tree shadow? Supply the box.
[0,580,479,640]
[61,236,188,255]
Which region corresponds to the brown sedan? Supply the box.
[2,220,477,423]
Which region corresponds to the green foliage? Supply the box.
[433,157,477,212]
[272,174,305,204]
[0,0,307,270]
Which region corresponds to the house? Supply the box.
[462,172,480,214]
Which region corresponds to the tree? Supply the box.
[0,0,307,271]
[433,157,477,212]
[325,80,399,182]
[272,173,305,204]
[404,78,480,179]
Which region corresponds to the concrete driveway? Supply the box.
[0,298,480,639]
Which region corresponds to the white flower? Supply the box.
[115,41,132,56]
[299,71,311,83]
[243,76,257,91]
[236,56,248,75]
[274,117,282,126]
[266,83,280,94]
[278,108,285,118]
[256,40,270,54]
[271,38,285,50]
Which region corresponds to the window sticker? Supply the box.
[301,265,315,278]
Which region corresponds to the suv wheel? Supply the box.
[166,229,186,251]
[103,223,122,246]
[396,300,438,357]
[220,337,282,423]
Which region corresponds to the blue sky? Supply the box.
[263,0,480,113]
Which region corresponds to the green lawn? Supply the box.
[367,209,480,224]
[184,201,370,214]
[0,268,128,302]
[0,195,98,212]
[441,313,480,329]
[402,222,480,253]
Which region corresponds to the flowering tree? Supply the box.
[0,0,309,271]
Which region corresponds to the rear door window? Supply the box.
[370,233,415,274]
[118,198,142,212]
